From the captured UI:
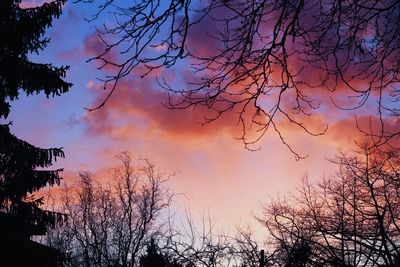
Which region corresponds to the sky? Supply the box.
[10,0,387,236]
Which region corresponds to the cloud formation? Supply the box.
[83,75,247,142]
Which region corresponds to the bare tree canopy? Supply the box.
[262,144,400,266]
[77,0,400,158]
[45,152,174,266]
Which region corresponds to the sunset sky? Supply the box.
[10,0,385,234]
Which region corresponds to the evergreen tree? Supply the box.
[0,0,71,265]
[140,239,182,267]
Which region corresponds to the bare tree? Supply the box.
[164,211,234,267]
[262,144,400,266]
[46,152,173,267]
[76,0,400,158]
[162,211,271,267]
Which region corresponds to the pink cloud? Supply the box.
[83,32,106,56]
[19,0,53,8]
[83,32,120,72]
[83,74,248,142]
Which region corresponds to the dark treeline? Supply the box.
[42,152,263,267]
[43,145,400,266]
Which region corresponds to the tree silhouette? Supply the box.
[262,144,400,266]
[45,152,174,266]
[0,0,71,265]
[77,0,400,158]
[140,238,182,267]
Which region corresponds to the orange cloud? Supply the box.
[82,71,255,143]
[328,116,400,146]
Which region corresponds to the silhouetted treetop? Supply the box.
[0,0,71,119]
[79,0,400,158]
[0,124,64,167]
[140,238,183,267]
